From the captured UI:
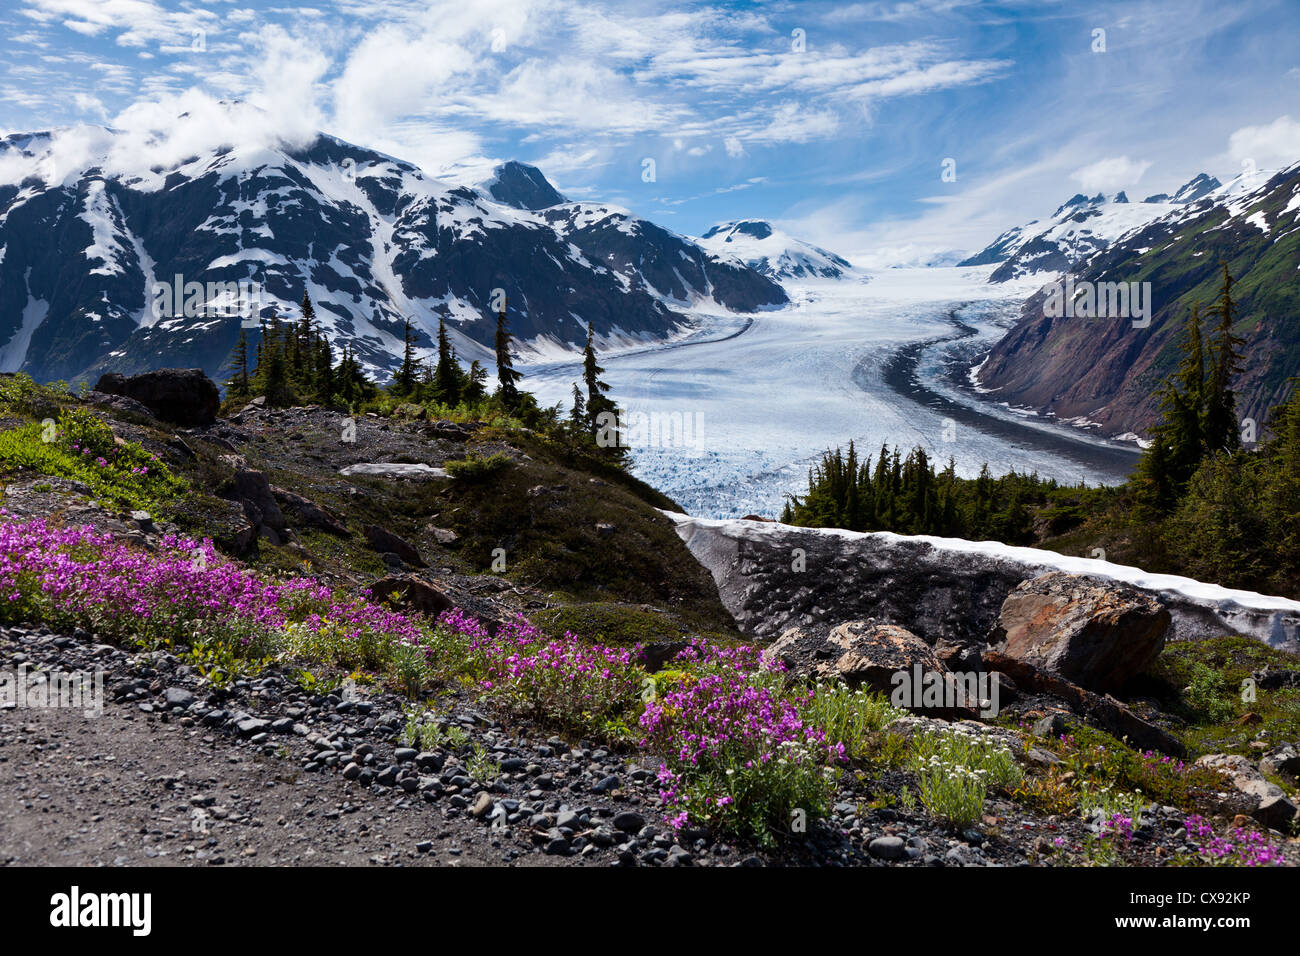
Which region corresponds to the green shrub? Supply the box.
[444,452,512,482]
[801,681,904,760]
[909,729,1022,829]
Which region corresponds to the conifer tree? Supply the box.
[227,328,252,399]
[433,314,463,407]
[394,316,420,397]
[464,360,488,404]
[494,302,522,408]
[568,382,586,434]
[582,322,616,437]
[1203,264,1245,453]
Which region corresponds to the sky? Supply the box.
[2,0,1299,265]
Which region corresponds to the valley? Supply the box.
[524,266,1140,518]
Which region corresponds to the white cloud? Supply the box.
[1071,156,1152,194]
[1228,115,1300,169]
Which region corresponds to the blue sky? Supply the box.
[3,0,1299,263]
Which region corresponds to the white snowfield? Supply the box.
[668,512,1300,650]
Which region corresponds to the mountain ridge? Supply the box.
[0,122,786,386]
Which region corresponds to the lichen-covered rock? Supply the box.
[768,620,947,697]
[990,572,1169,693]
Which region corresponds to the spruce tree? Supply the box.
[1203,264,1245,453]
[433,314,463,407]
[464,360,488,404]
[582,322,616,438]
[494,303,522,408]
[224,329,251,399]
[394,316,420,397]
[568,382,586,435]
[1138,303,1208,511]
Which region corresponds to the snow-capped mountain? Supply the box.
[696,219,855,280]
[480,160,568,211]
[959,173,1222,282]
[0,119,785,385]
[974,161,1300,436]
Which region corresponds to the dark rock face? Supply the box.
[990,572,1169,694]
[974,164,1300,437]
[92,368,219,426]
[484,161,567,210]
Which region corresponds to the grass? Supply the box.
[1141,636,1300,754]
[0,408,185,512]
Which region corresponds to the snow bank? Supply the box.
[668,512,1300,651]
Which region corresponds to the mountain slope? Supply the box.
[696,219,855,280]
[0,122,786,385]
[959,174,1221,282]
[973,164,1300,437]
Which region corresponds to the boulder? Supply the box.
[231,469,285,531]
[768,620,949,698]
[990,572,1169,693]
[371,575,451,617]
[83,390,156,421]
[272,485,348,536]
[1196,752,1298,829]
[93,368,220,427]
[1261,744,1300,779]
[364,524,425,567]
[984,649,1185,757]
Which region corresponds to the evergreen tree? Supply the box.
[1136,303,1209,514]
[224,329,252,399]
[582,322,617,439]
[393,316,421,397]
[568,382,586,434]
[464,360,488,404]
[258,316,294,407]
[432,314,463,407]
[315,333,335,405]
[494,303,522,408]
[1203,264,1245,453]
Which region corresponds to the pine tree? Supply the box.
[224,329,252,399]
[582,322,616,439]
[432,314,462,407]
[1203,264,1245,453]
[394,316,420,397]
[494,302,522,408]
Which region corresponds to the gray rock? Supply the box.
[868,836,908,860]
[163,687,194,709]
[613,811,646,833]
